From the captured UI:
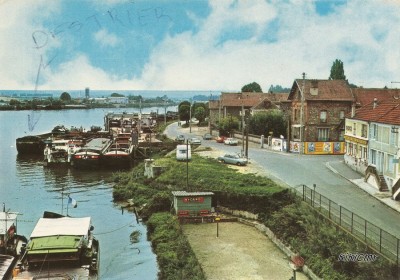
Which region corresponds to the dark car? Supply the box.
[203,133,213,140]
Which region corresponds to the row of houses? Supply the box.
[208,78,400,199]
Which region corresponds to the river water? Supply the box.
[0,107,175,279]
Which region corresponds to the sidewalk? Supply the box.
[326,160,400,213]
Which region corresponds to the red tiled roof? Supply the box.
[353,98,400,125]
[220,92,287,107]
[288,79,353,101]
[353,88,400,107]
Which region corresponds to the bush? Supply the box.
[147,213,206,280]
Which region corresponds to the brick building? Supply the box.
[283,79,353,154]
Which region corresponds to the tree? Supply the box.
[268,85,290,93]
[178,101,191,123]
[60,92,71,102]
[111,92,124,97]
[218,115,239,136]
[248,110,287,137]
[329,59,346,80]
[194,107,206,123]
[241,82,263,93]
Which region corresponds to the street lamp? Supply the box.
[189,101,192,133]
[299,72,306,155]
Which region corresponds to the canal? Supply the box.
[0,107,173,279]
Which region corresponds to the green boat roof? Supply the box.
[28,235,82,254]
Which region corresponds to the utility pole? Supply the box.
[241,104,245,156]
[189,101,192,133]
[164,98,167,125]
[299,73,306,155]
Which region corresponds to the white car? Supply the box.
[188,137,202,145]
[224,138,238,146]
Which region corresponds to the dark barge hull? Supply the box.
[16,135,49,154]
[101,155,132,169]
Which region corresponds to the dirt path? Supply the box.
[183,222,309,280]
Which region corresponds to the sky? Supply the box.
[1,0,400,93]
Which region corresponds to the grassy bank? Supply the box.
[112,149,397,280]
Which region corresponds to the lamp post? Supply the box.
[241,104,245,155]
[299,72,306,155]
[189,100,192,133]
[186,139,189,191]
[164,98,167,125]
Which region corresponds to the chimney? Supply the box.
[373,98,377,109]
[351,103,356,117]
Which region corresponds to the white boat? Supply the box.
[13,213,99,280]
[43,139,84,166]
[0,208,27,280]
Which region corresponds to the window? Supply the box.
[379,126,390,144]
[370,149,376,165]
[361,124,367,138]
[370,124,377,139]
[339,110,345,119]
[348,142,353,155]
[390,129,398,146]
[320,110,327,123]
[387,154,395,173]
[318,128,329,141]
[293,126,300,140]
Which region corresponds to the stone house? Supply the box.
[283,79,353,154]
[208,92,288,128]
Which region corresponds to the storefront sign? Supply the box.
[182,197,204,203]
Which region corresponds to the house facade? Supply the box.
[344,88,400,174]
[285,79,353,154]
[208,92,288,128]
[344,95,400,198]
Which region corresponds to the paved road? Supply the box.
[165,123,400,236]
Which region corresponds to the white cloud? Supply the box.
[0,0,61,89]
[1,0,400,91]
[41,54,137,90]
[94,29,121,48]
[134,0,400,90]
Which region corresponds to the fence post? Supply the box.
[351,212,354,233]
[339,205,342,226]
[365,220,367,243]
[397,239,399,267]
[319,194,322,211]
[302,185,305,201]
[328,200,331,219]
[380,228,382,253]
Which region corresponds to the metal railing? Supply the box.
[297,184,400,265]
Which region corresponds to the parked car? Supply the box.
[203,133,213,140]
[188,137,202,145]
[216,136,226,143]
[175,134,185,142]
[224,137,239,146]
[217,153,247,166]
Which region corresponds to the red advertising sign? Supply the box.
[182,197,204,203]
